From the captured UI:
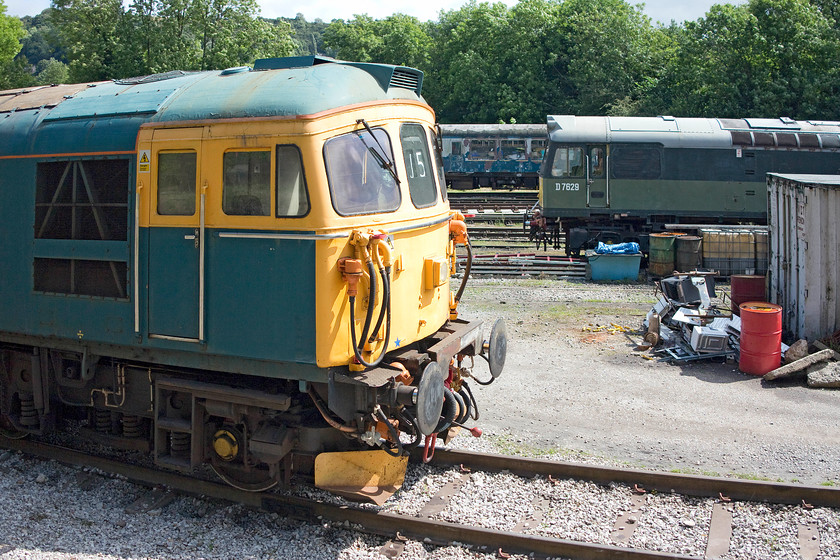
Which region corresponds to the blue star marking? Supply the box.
[394,338,402,348]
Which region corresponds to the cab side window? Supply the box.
[223,150,271,216]
[547,146,584,178]
[158,152,197,215]
[401,123,437,208]
[276,145,310,217]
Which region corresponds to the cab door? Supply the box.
[147,128,206,342]
[587,145,609,208]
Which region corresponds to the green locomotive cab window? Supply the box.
[546,146,584,178]
[324,128,401,216]
[590,147,605,178]
[276,145,310,217]
[223,150,271,216]
[400,123,437,209]
[158,152,197,216]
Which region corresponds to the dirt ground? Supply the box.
[457,278,840,486]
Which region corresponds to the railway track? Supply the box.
[2,435,837,559]
[448,191,586,277]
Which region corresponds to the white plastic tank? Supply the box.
[768,173,840,341]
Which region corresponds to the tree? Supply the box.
[324,13,431,69]
[659,0,840,119]
[50,0,124,82]
[0,0,24,64]
[35,57,70,84]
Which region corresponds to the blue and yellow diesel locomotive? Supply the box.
[0,57,506,496]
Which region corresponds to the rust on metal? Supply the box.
[415,449,840,509]
[611,494,646,544]
[704,502,732,559]
[798,522,820,560]
[418,473,470,518]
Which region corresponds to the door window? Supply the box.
[157,152,197,215]
[590,147,605,178]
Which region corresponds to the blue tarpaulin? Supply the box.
[596,242,640,254]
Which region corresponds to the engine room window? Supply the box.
[547,146,584,177]
[157,152,196,216]
[35,159,129,241]
[611,147,662,180]
[34,158,130,299]
[401,123,437,208]
[223,150,271,216]
[324,128,401,216]
[276,145,310,217]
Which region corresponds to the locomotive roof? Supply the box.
[0,57,425,156]
[440,123,548,137]
[547,115,840,149]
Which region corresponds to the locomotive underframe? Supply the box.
[0,317,486,486]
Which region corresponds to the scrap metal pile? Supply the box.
[642,273,745,362]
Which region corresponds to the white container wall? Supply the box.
[768,174,840,341]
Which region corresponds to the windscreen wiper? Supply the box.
[356,119,401,185]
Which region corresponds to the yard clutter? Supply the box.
[641,272,839,389]
[642,272,740,363]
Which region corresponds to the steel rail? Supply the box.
[415,449,840,509]
[1,436,701,560]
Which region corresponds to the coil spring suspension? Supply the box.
[94,409,112,433]
[170,432,191,459]
[19,394,37,428]
[122,415,142,438]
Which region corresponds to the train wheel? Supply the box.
[211,462,280,492]
[0,415,27,440]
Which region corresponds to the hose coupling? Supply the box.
[338,257,364,297]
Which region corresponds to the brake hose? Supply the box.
[350,265,392,368]
[454,240,473,305]
[357,260,377,346]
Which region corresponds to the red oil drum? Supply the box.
[730,275,766,316]
[739,302,782,376]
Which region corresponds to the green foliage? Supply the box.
[3,0,839,121]
[284,13,333,56]
[658,0,840,119]
[48,0,294,81]
[0,0,24,64]
[324,13,432,69]
[34,57,69,84]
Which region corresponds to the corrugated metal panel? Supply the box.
[768,173,840,341]
[0,83,97,113]
[44,81,183,121]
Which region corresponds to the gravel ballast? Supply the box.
[1,277,838,559]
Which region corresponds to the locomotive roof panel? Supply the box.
[440,123,548,137]
[547,115,840,149]
[0,58,426,156]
